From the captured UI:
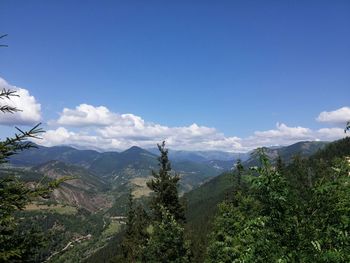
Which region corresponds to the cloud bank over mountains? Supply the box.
[0,77,348,152]
[38,104,348,152]
[43,104,243,151]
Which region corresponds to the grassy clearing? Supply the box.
[130,177,152,198]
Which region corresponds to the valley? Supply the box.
[2,140,329,262]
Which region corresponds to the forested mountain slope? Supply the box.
[184,140,327,224]
[184,140,340,262]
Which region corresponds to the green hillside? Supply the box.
[9,145,226,198]
[184,140,342,262]
[89,146,158,176]
[185,141,328,222]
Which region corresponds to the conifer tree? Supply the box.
[0,38,65,261]
[121,191,149,263]
[0,91,64,261]
[234,159,244,190]
[146,141,185,223]
[144,142,191,262]
[276,155,285,173]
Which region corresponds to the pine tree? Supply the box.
[146,141,185,223]
[121,191,149,263]
[0,40,65,260]
[144,142,191,262]
[276,155,284,173]
[233,159,244,191]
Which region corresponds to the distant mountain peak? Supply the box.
[122,146,156,156]
[124,145,145,152]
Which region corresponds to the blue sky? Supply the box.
[0,1,349,151]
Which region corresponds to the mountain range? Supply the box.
[5,141,328,212]
[7,144,237,211]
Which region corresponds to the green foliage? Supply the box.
[142,142,191,262]
[0,88,66,261]
[85,231,125,263]
[0,168,72,261]
[184,159,250,262]
[144,206,191,263]
[206,140,350,263]
[116,142,191,262]
[40,210,109,262]
[206,193,257,262]
[207,149,292,262]
[304,158,350,262]
[147,141,185,223]
[234,159,244,188]
[0,176,37,261]
[121,191,149,262]
[312,137,350,161]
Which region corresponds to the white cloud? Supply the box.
[0,77,41,125]
[244,122,346,149]
[0,77,345,152]
[316,127,345,141]
[53,104,118,127]
[35,104,348,152]
[254,123,311,140]
[41,104,245,151]
[317,107,350,124]
[248,123,313,146]
[36,127,107,149]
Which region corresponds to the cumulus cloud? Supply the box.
[247,123,314,147]
[0,77,345,151]
[244,123,346,149]
[317,107,350,124]
[316,127,345,141]
[0,77,41,125]
[53,104,118,127]
[36,104,348,152]
[36,127,106,149]
[255,123,311,140]
[41,104,244,151]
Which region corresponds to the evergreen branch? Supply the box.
[0,105,20,113]
[0,123,44,162]
[0,89,19,99]
[344,121,350,133]
[0,89,21,113]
